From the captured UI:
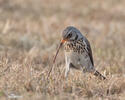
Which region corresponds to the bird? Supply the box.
[53,26,106,80]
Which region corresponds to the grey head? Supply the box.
[62,26,84,41]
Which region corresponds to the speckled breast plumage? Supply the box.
[64,38,85,54]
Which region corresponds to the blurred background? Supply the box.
[0,0,125,100]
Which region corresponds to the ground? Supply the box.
[0,0,125,100]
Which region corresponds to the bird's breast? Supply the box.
[64,40,85,54]
[64,40,88,69]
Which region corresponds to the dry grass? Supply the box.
[0,0,125,100]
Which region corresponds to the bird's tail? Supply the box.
[93,70,106,80]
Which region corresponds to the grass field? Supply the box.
[0,0,125,100]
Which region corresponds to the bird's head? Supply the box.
[61,26,83,43]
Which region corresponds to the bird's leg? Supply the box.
[64,55,70,78]
[65,64,70,78]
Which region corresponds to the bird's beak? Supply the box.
[53,39,67,63]
[61,39,67,44]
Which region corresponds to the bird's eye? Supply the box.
[67,33,72,38]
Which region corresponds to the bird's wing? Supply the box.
[83,37,94,66]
